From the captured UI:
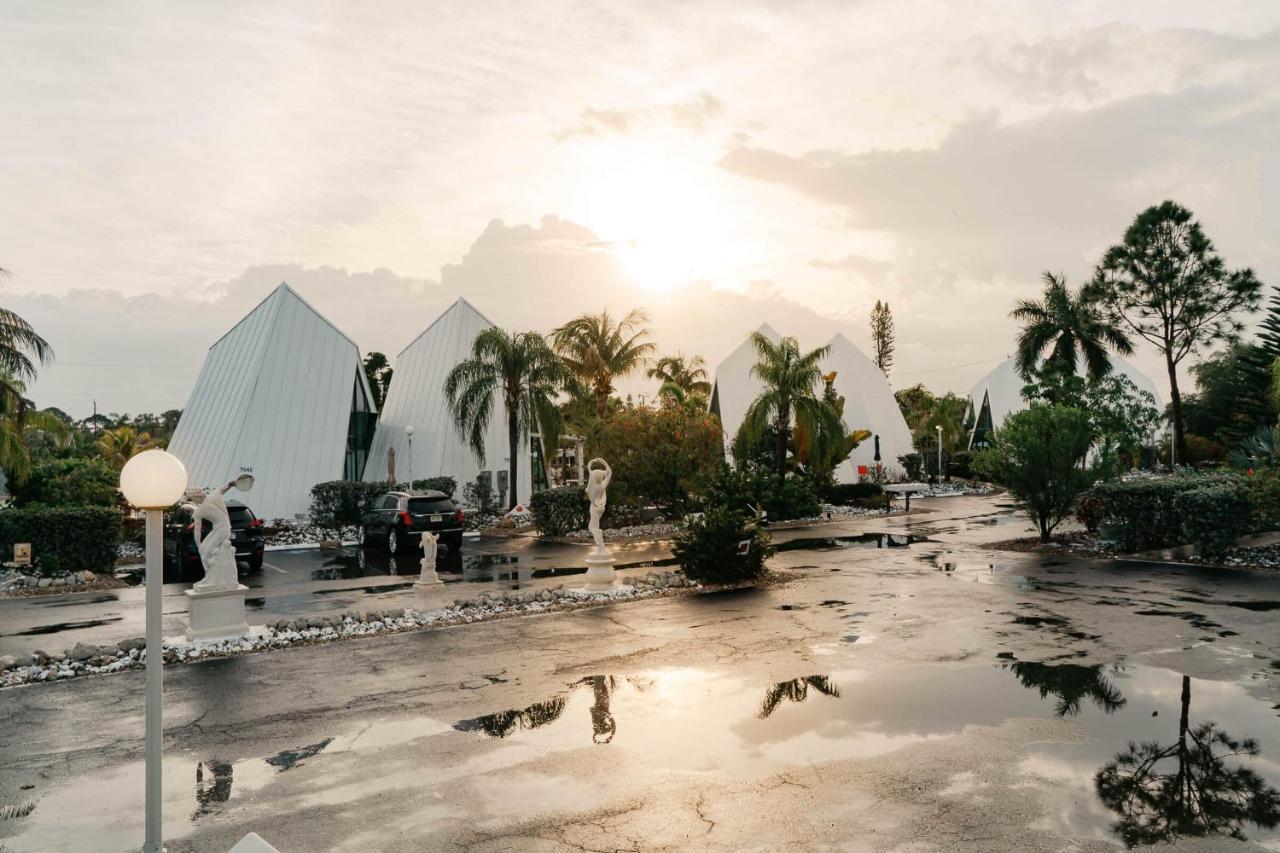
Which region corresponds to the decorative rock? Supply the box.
[0,655,16,672]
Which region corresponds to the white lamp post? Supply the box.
[119,449,188,853]
[405,425,415,487]
[935,425,943,482]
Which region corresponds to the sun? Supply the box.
[573,145,737,293]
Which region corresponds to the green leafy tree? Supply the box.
[973,403,1099,541]
[1175,344,1272,447]
[869,300,895,377]
[1023,368,1161,470]
[552,309,655,420]
[1087,202,1263,463]
[586,402,723,511]
[1011,271,1132,382]
[9,457,118,508]
[362,351,393,409]
[96,425,153,469]
[445,328,575,510]
[894,384,938,442]
[647,353,711,404]
[0,382,72,482]
[740,333,843,476]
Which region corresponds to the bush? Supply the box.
[1175,482,1250,559]
[530,486,589,536]
[898,452,924,481]
[700,465,821,522]
[1083,471,1242,552]
[1245,470,1280,533]
[589,403,724,512]
[309,480,387,527]
[462,476,497,513]
[827,482,884,506]
[948,450,973,480]
[8,458,119,508]
[0,506,123,572]
[395,476,457,497]
[972,404,1099,541]
[673,506,773,585]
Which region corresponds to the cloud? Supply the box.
[555,92,726,139]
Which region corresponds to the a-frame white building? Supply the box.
[967,355,1162,448]
[364,298,535,506]
[709,325,914,481]
[169,283,378,520]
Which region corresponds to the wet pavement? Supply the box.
[2,495,1280,851]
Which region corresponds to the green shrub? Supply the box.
[588,403,724,511]
[673,506,773,585]
[1175,482,1250,559]
[898,452,924,481]
[827,482,884,506]
[701,465,821,522]
[9,458,119,508]
[1245,470,1280,533]
[309,480,387,527]
[948,450,973,480]
[530,486,589,536]
[1084,471,1242,551]
[396,476,457,497]
[0,506,123,572]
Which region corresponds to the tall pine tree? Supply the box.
[869,300,895,378]
[1235,286,1280,438]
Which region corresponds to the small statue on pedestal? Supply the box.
[415,530,442,595]
[584,458,612,554]
[193,474,254,592]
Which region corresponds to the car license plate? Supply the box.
[430,514,442,523]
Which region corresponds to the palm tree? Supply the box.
[1011,272,1132,382]
[97,425,153,469]
[740,333,844,476]
[0,268,54,417]
[552,309,655,419]
[648,353,712,402]
[0,376,71,480]
[445,328,575,510]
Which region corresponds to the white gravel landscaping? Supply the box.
[0,570,695,689]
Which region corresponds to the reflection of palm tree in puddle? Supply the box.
[1095,675,1280,847]
[454,697,568,738]
[757,676,841,719]
[193,759,233,820]
[1006,661,1127,716]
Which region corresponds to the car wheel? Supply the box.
[246,553,264,572]
[444,533,463,552]
[387,526,400,555]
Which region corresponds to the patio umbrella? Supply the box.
[873,434,881,462]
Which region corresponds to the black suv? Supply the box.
[164,499,266,579]
[360,490,465,554]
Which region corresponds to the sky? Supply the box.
[1,1,1278,418]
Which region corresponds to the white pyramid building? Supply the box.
[169,283,378,520]
[967,355,1162,448]
[364,298,534,505]
[709,325,914,481]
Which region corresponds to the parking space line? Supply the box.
[264,563,287,574]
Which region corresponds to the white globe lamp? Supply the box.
[119,449,187,853]
[120,449,188,509]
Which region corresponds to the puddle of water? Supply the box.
[776,533,928,552]
[8,664,1280,850]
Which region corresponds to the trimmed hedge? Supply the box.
[309,480,387,527]
[1175,483,1250,559]
[0,506,123,572]
[673,506,773,585]
[701,466,821,522]
[530,486,589,536]
[395,477,457,497]
[1083,472,1242,552]
[827,482,884,506]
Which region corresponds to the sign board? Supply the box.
[14,543,31,565]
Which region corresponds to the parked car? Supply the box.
[359,490,465,554]
[164,499,266,580]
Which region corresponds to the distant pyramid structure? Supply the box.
[364,298,535,505]
[169,283,377,520]
[709,325,913,481]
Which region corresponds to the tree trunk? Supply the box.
[507,406,520,511]
[1166,352,1188,467]
[595,387,609,421]
[775,402,790,477]
[1173,675,1192,822]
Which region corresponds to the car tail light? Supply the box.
[186,523,194,532]
[248,518,263,529]
[454,507,464,523]
[400,511,413,528]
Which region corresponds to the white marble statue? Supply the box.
[192,474,254,593]
[420,530,438,572]
[584,457,612,554]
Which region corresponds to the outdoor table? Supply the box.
[884,482,929,511]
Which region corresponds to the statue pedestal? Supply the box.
[414,558,443,608]
[185,584,250,642]
[582,549,617,590]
